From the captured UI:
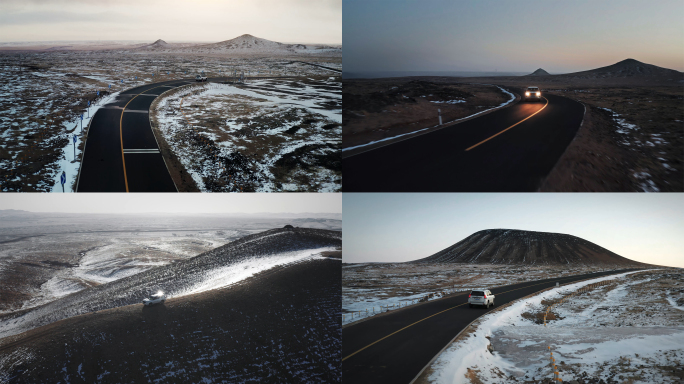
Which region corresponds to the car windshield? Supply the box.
[528,87,539,91]
[471,291,485,296]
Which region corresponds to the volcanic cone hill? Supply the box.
[138,39,169,50]
[0,227,341,339]
[411,229,646,266]
[564,58,682,79]
[527,68,550,76]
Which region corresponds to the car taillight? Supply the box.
[484,294,487,299]
[468,294,471,298]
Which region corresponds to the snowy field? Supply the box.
[342,263,632,326]
[0,51,340,192]
[422,269,684,384]
[152,77,341,192]
[0,210,342,315]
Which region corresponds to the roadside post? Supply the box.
[80,114,83,132]
[96,90,100,105]
[60,171,66,192]
[87,101,90,118]
[72,135,77,159]
[438,109,442,125]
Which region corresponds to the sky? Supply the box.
[0,0,341,44]
[343,193,684,268]
[0,193,341,215]
[344,0,684,74]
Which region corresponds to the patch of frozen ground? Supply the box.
[49,91,120,192]
[667,297,684,311]
[155,79,340,192]
[342,85,515,152]
[175,247,335,297]
[427,270,660,384]
[430,99,466,104]
[0,348,35,383]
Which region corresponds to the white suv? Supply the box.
[468,289,495,308]
[143,291,166,306]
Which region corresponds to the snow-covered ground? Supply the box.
[0,51,341,192]
[175,247,335,297]
[153,78,341,192]
[597,107,677,192]
[50,91,121,192]
[425,269,684,384]
[342,263,630,327]
[341,85,515,152]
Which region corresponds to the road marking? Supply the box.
[123,149,159,154]
[465,97,549,151]
[119,83,179,192]
[342,302,467,362]
[342,273,601,363]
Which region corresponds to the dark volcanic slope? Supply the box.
[559,58,683,80]
[0,257,341,384]
[527,68,550,76]
[412,229,644,266]
[0,227,341,339]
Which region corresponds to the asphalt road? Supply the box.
[76,79,199,192]
[342,90,585,192]
[342,269,638,384]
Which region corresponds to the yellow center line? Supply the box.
[465,96,549,151]
[119,83,179,192]
[342,273,590,362]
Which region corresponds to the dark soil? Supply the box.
[0,257,341,383]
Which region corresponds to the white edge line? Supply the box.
[342,85,517,157]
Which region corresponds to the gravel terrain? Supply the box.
[0,257,341,383]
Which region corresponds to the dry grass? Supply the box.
[540,86,683,191]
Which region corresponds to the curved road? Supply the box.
[342,89,585,191]
[76,79,199,192]
[342,268,638,384]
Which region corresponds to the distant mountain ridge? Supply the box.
[133,34,341,57]
[554,58,682,80]
[411,229,646,266]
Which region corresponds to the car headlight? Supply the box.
[525,92,530,96]
[536,92,541,96]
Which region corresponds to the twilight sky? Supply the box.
[344,0,684,74]
[0,193,341,215]
[0,0,341,44]
[343,193,684,268]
